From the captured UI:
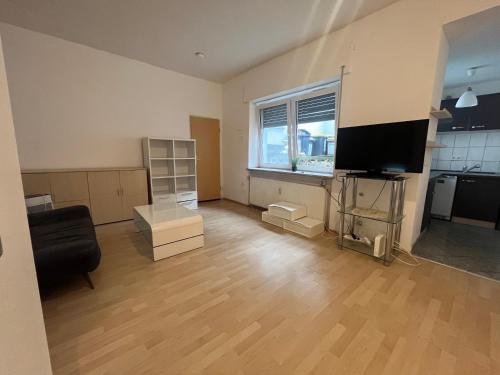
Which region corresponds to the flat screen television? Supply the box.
[335,119,429,174]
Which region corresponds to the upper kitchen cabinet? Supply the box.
[437,98,472,132]
[438,93,500,132]
[469,93,500,131]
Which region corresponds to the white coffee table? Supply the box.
[134,203,204,261]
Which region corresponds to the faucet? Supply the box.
[462,163,481,173]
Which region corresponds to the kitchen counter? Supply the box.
[429,169,500,225]
[430,170,500,179]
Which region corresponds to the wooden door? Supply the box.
[120,170,148,220]
[88,171,122,224]
[190,116,221,201]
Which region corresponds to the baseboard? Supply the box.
[452,216,495,229]
[222,197,250,207]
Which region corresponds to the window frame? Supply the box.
[256,84,338,173]
[257,98,292,169]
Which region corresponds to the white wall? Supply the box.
[222,0,500,250]
[0,23,222,170]
[0,33,52,375]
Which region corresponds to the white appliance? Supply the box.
[25,194,53,214]
[373,234,386,258]
[431,175,457,220]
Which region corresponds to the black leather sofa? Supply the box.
[28,205,101,289]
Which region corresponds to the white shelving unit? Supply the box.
[143,137,198,209]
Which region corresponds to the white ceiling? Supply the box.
[0,0,400,82]
[444,5,500,91]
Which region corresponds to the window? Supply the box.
[257,85,337,173]
[260,102,290,168]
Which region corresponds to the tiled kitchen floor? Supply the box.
[413,219,500,280]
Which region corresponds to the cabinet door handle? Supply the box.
[462,179,476,183]
[117,188,120,196]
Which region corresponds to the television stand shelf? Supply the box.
[337,174,407,265]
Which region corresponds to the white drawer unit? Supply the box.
[262,211,284,228]
[178,200,198,210]
[283,217,324,238]
[268,202,307,221]
[152,193,176,206]
[143,137,198,210]
[176,191,197,202]
[262,201,324,238]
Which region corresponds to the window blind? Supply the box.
[297,92,335,124]
[261,104,288,128]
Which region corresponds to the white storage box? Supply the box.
[283,217,324,238]
[262,211,284,228]
[25,194,53,214]
[178,199,198,210]
[153,193,176,207]
[268,202,307,221]
[176,191,197,203]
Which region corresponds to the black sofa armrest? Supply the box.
[28,205,92,227]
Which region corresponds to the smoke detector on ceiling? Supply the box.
[466,67,477,77]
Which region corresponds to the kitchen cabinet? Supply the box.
[88,171,123,225]
[469,93,500,131]
[421,177,436,232]
[21,173,51,196]
[438,98,471,132]
[438,93,500,132]
[452,176,500,222]
[120,170,148,220]
[50,172,91,209]
[21,168,148,225]
[88,169,148,224]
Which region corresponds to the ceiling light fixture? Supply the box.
[194,51,206,58]
[455,67,478,108]
[456,87,478,108]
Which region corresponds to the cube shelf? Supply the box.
[143,137,198,209]
[174,140,195,158]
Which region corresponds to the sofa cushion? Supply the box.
[28,206,101,282]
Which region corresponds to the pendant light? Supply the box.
[455,68,478,108]
[456,87,478,108]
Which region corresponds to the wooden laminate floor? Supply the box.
[42,200,500,375]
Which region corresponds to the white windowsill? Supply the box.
[247,167,334,178]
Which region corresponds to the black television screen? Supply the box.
[335,119,429,173]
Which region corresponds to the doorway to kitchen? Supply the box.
[414,6,500,280]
